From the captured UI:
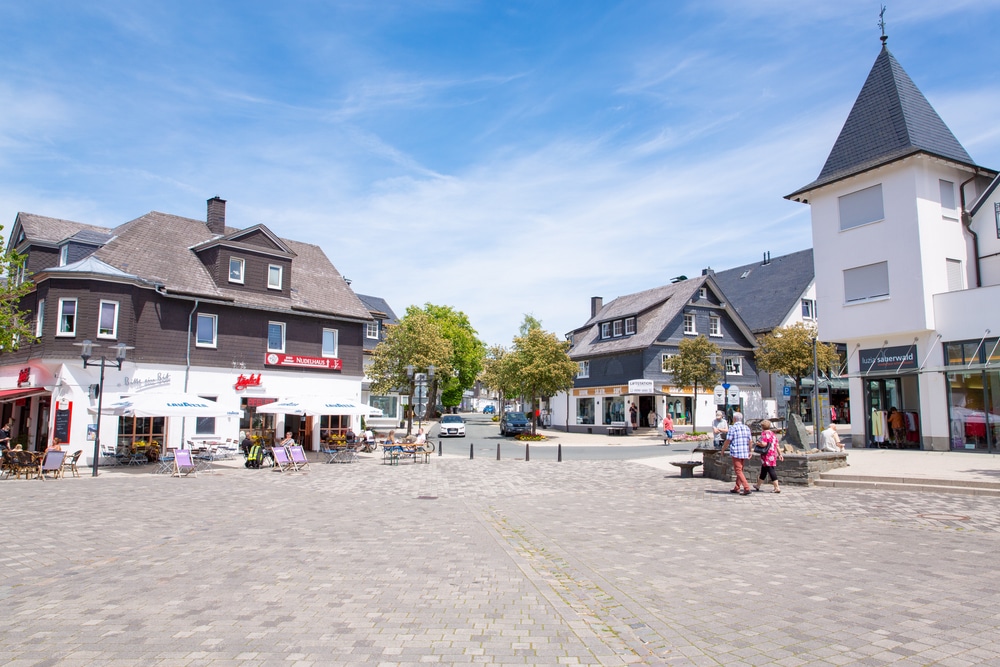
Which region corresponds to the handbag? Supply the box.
[753,441,771,457]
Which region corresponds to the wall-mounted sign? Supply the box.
[121,372,172,391]
[54,402,72,444]
[859,345,917,374]
[17,368,30,387]
[265,353,342,371]
[627,379,655,394]
[245,397,275,409]
[572,385,626,397]
[234,373,262,390]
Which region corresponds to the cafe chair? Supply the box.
[62,450,83,478]
[171,449,197,477]
[39,450,66,480]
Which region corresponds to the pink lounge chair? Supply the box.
[287,445,311,470]
[172,449,197,477]
[271,446,295,472]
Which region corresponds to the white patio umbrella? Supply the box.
[253,396,383,417]
[90,392,241,418]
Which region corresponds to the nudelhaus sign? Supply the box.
[859,345,917,373]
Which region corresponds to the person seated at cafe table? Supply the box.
[278,432,295,448]
[385,430,398,445]
[414,429,427,445]
[46,436,64,452]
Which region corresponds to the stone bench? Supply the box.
[669,461,703,478]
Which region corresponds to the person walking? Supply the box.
[753,420,784,493]
[0,419,12,450]
[662,414,674,444]
[712,411,728,448]
[722,412,753,495]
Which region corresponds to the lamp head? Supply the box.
[406,364,414,378]
[428,364,435,379]
[80,339,94,364]
[114,342,128,364]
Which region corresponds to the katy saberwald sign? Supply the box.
[859,345,917,373]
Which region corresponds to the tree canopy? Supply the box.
[754,322,839,416]
[664,335,720,429]
[0,226,34,351]
[509,328,578,433]
[420,304,485,410]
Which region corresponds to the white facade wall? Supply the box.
[776,281,817,329]
[971,186,1000,288]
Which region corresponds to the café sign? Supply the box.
[265,353,342,371]
[859,345,917,373]
[627,379,654,394]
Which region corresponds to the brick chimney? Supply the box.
[207,196,226,235]
[591,296,603,318]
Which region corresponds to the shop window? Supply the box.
[267,321,285,353]
[603,396,625,425]
[577,397,595,425]
[577,360,589,378]
[844,262,889,303]
[57,298,77,336]
[683,313,696,334]
[97,300,119,339]
[624,317,636,335]
[838,183,884,231]
[320,415,350,442]
[229,257,245,284]
[709,315,721,337]
[322,328,338,357]
[369,395,398,419]
[117,416,165,451]
[196,313,217,348]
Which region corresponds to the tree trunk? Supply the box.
[692,382,698,431]
[794,377,803,417]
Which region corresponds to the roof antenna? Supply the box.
[878,5,888,48]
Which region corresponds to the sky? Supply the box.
[3,1,1000,348]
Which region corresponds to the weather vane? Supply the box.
[878,5,888,46]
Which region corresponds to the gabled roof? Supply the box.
[356,294,399,325]
[190,223,296,257]
[12,213,113,248]
[787,45,994,200]
[710,249,814,334]
[567,275,756,360]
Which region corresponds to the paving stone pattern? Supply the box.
[2,458,1000,666]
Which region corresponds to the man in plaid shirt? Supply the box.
[723,412,753,495]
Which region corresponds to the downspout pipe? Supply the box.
[960,176,982,288]
[182,298,200,446]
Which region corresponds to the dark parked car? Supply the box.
[500,411,531,436]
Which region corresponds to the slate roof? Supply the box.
[567,275,755,360]
[787,45,994,199]
[17,209,371,322]
[44,256,142,280]
[710,249,814,334]
[356,294,399,325]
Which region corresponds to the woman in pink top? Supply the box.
[661,415,674,443]
[753,420,784,493]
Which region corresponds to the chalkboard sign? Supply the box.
[54,403,72,443]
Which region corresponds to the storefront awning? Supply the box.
[0,387,49,403]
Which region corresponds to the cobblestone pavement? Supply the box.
[3,458,1000,666]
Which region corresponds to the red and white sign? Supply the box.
[17,368,30,387]
[264,353,342,371]
[234,373,262,390]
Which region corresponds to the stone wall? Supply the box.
[694,448,848,486]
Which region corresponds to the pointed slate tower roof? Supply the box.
[787,45,993,200]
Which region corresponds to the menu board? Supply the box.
[54,403,72,443]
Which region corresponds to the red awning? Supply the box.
[0,387,48,402]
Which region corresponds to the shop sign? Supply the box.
[572,385,626,397]
[628,379,654,394]
[122,372,171,390]
[265,353,342,371]
[245,397,275,408]
[860,345,917,373]
[661,385,695,396]
[16,368,30,387]
[234,373,262,390]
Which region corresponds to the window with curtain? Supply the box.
[844,262,889,303]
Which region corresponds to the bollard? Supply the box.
[525,442,530,462]
[470,442,474,459]
[438,440,442,456]
[557,443,562,462]
[497,443,501,460]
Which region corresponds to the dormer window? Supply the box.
[699,287,707,299]
[366,320,380,339]
[268,264,283,290]
[59,245,69,267]
[229,257,245,284]
[601,322,610,339]
[624,317,636,335]
[613,320,623,337]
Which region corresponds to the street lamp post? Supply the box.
[406,364,435,435]
[710,352,731,419]
[78,340,128,477]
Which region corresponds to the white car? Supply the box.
[438,414,466,437]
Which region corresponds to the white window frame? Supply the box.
[267,321,285,353]
[844,261,890,304]
[612,320,623,337]
[725,356,743,376]
[267,264,283,290]
[940,179,958,220]
[709,315,721,337]
[195,396,218,435]
[322,328,339,358]
[59,245,69,267]
[801,298,816,320]
[35,299,44,337]
[366,320,380,339]
[57,298,77,337]
[624,317,636,336]
[683,313,696,335]
[699,287,707,300]
[601,322,610,339]
[661,353,675,373]
[577,360,590,378]
[97,300,119,339]
[196,313,218,348]
[838,183,884,231]
[229,257,245,284]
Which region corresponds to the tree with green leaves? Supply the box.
[664,335,720,430]
[509,328,578,434]
[754,322,840,418]
[0,226,34,351]
[518,314,543,336]
[480,344,516,411]
[418,304,485,416]
[367,310,453,434]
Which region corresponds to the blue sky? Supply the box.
[3,1,1000,347]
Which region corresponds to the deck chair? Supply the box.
[39,450,66,480]
[271,446,295,472]
[62,450,83,478]
[287,445,311,470]
[172,449,197,477]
